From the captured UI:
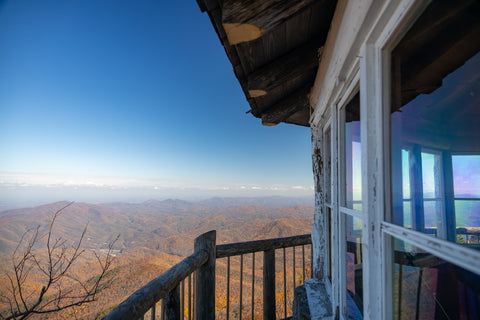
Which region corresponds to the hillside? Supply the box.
[0,197,313,319]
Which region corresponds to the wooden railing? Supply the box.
[104,231,312,320]
[216,235,312,320]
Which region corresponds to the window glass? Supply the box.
[346,215,363,318]
[422,152,444,232]
[453,155,480,199]
[401,149,412,228]
[453,155,480,243]
[390,0,480,243]
[344,93,361,210]
[392,238,480,320]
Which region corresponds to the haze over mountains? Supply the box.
[0,196,314,319]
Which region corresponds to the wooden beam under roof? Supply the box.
[261,86,311,126]
[196,0,220,13]
[285,108,310,127]
[246,41,321,97]
[197,0,337,127]
[221,0,318,45]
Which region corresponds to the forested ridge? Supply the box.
[0,197,313,319]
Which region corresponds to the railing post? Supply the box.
[163,285,180,320]
[263,249,276,320]
[194,230,216,320]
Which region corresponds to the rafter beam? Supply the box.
[247,42,321,98]
[261,86,311,126]
[222,0,317,45]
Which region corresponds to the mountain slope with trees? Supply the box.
[0,197,313,319]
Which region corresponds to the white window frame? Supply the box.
[323,119,333,282]
[367,0,480,319]
[336,72,362,320]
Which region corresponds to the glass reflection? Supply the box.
[393,238,480,320]
[453,155,480,244]
[390,12,480,242]
[346,215,363,318]
[344,93,361,210]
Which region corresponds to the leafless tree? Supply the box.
[0,202,118,320]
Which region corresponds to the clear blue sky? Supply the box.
[0,0,313,207]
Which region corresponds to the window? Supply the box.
[343,93,361,211]
[392,238,480,320]
[324,125,333,280]
[390,0,480,243]
[388,1,480,319]
[340,91,363,319]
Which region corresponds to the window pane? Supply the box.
[455,200,480,244]
[423,200,442,231]
[392,238,480,320]
[453,155,480,198]
[422,152,445,233]
[344,93,361,210]
[346,215,363,318]
[390,0,480,244]
[403,200,412,229]
[402,149,410,200]
[421,152,442,199]
[452,155,480,242]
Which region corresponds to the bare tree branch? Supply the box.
[0,203,118,320]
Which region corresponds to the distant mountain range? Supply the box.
[0,196,313,255]
[0,197,314,319]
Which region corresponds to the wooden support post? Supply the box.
[251,252,255,320]
[283,247,287,319]
[150,304,156,320]
[164,285,181,320]
[293,247,296,289]
[188,275,192,320]
[311,125,328,280]
[226,257,230,320]
[180,281,184,320]
[240,255,244,320]
[194,230,216,320]
[263,249,276,320]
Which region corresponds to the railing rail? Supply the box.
[216,234,312,258]
[103,235,210,320]
[104,231,312,320]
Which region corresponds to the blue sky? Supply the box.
[0,1,313,207]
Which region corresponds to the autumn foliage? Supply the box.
[0,198,313,319]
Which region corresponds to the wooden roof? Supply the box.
[197,0,337,127]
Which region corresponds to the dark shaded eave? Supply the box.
[197,0,337,127]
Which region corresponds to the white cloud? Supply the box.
[0,172,314,209]
[0,172,171,189]
[291,185,313,191]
